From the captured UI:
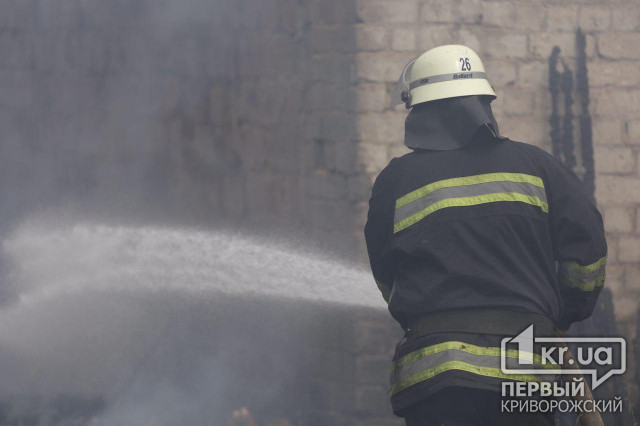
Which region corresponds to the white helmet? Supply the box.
[391,45,496,108]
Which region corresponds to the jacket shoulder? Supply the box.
[507,140,586,197]
[373,154,409,182]
[508,140,552,159]
[507,140,566,171]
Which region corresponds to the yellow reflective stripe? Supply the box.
[391,360,541,396]
[395,173,545,209]
[566,255,608,274]
[562,275,606,292]
[394,193,549,233]
[391,341,556,372]
[374,278,391,303]
[559,255,607,291]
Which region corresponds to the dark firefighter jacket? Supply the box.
[364,97,607,415]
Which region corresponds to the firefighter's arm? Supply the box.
[364,163,397,303]
[549,160,607,331]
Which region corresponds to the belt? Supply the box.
[405,308,555,338]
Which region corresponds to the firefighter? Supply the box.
[364,45,607,425]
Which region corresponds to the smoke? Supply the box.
[0,216,384,424]
[0,0,243,234]
[0,1,372,423]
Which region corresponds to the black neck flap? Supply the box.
[404,95,504,151]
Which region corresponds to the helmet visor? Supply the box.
[390,57,417,107]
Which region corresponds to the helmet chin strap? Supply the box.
[401,90,412,109]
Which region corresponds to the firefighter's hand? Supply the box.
[229,407,257,426]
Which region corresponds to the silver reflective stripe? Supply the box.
[409,72,488,90]
[394,180,547,225]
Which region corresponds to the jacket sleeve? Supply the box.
[547,158,608,331]
[364,162,397,303]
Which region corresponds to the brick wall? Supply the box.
[351,0,640,338]
[212,0,361,239]
[0,0,362,244]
